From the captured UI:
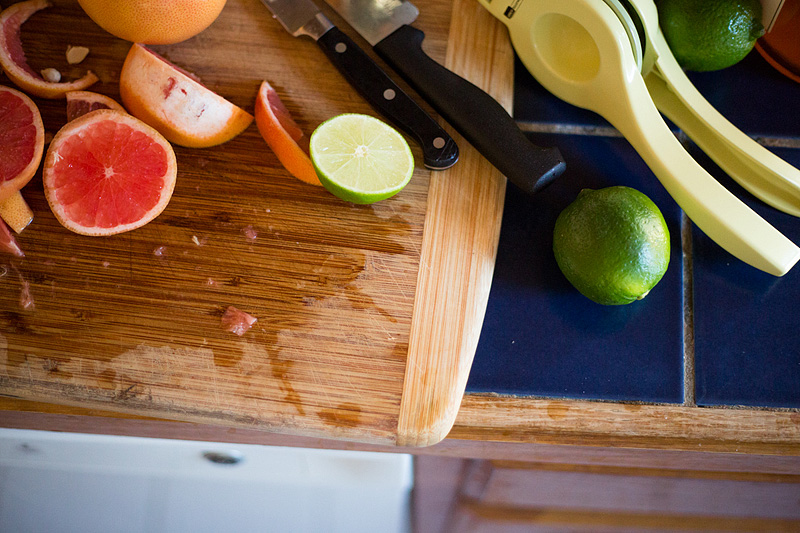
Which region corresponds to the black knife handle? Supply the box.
[374,25,565,195]
[316,26,459,170]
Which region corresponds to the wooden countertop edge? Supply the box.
[2,393,798,457]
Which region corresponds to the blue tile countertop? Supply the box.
[466,50,800,409]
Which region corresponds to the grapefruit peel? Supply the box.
[119,43,253,148]
[255,80,321,186]
[0,84,43,203]
[43,109,177,236]
[0,0,99,99]
[76,0,227,46]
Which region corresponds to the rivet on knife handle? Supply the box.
[375,25,566,194]
[317,27,459,170]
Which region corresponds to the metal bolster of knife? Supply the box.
[297,12,335,39]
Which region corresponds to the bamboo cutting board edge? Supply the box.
[397,0,511,447]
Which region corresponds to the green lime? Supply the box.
[553,186,670,305]
[657,0,765,72]
[309,113,414,204]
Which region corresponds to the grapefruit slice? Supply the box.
[0,84,44,202]
[43,109,177,236]
[0,0,99,99]
[119,43,253,148]
[0,216,24,257]
[255,80,321,186]
[66,90,126,122]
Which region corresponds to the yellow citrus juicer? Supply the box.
[476,0,800,276]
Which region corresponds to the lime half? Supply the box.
[309,114,414,204]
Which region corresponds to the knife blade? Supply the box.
[259,0,458,170]
[324,0,566,195]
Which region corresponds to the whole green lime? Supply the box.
[657,0,765,72]
[553,187,670,305]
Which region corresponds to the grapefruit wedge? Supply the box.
[43,109,177,236]
[0,0,99,98]
[255,80,321,186]
[119,43,253,148]
[66,90,126,121]
[0,84,44,202]
[0,217,24,257]
[0,190,34,233]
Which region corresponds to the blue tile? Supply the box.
[691,144,800,409]
[466,133,684,403]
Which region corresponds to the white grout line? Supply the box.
[681,211,696,407]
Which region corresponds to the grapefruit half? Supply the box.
[77,0,227,45]
[0,84,44,202]
[66,90,126,121]
[43,109,177,236]
[255,80,321,186]
[119,43,252,148]
[0,0,99,99]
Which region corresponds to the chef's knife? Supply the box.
[259,0,458,170]
[324,0,566,195]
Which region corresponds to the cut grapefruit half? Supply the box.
[255,80,321,186]
[43,109,177,236]
[0,84,44,202]
[119,43,253,148]
[0,0,99,99]
[66,90,126,121]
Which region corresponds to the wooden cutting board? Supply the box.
[0,0,513,446]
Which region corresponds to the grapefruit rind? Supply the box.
[0,84,44,203]
[76,0,227,45]
[0,0,99,99]
[119,43,253,148]
[43,109,177,236]
[255,80,321,186]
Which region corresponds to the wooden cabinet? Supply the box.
[413,454,800,532]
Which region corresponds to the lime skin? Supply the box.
[553,186,671,305]
[657,0,765,72]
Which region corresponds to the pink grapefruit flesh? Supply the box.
[43,109,177,236]
[0,84,44,202]
[0,0,99,99]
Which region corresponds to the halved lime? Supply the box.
[309,114,414,204]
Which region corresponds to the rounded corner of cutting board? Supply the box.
[396,405,459,447]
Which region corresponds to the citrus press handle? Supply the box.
[375,25,566,195]
[645,32,800,217]
[609,75,800,276]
